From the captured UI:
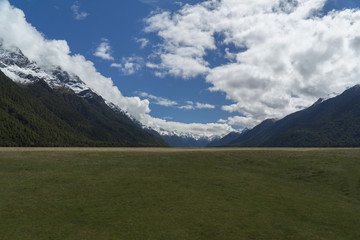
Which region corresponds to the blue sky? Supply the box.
[9,0,238,125]
[3,0,360,137]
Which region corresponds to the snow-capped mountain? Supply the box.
[146,126,220,141]
[146,126,223,148]
[0,43,90,94]
[0,42,132,118]
[0,42,168,147]
[0,43,227,144]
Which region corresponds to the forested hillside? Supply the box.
[227,86,360,147]
[0,70,167,147]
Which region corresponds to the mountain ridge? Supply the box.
[220,85,360,147]
[0,43,221,141]
[4,42,360,147]
[0,68,167,147]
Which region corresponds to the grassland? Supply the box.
[0,148,359,239]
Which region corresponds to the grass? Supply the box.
[0,148,360,239]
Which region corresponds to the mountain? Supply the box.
[226,119,277,147]
[227,85,360,147]
[0,43,89,94]
[144,127,212,147]
[0,44,167,147]
[207,131,243,147]
[160,135,212,148]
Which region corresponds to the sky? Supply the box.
[1,0,360,138]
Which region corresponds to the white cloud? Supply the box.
[144,0,360,124]
[178,101,215,110]
[0,0,234,138]
[136,38,149,49]
[196,102,215,109]
[94,39,114,61]
[144,8,213,78]
[138,92,215,110]
[0,0,148,119]
[71,1,89,20]
[111,57,143,75]
[225,116,261,129]
[178,104,194,110]
[137,91,178,107]
[141,114,234,139]
[218,115,261,129]
[174,2,184,7]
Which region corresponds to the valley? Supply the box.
[1,148,359,239]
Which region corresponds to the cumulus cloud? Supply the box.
[137,91,178,107]
[111,56,144,75]
[144,8,213,78]
[0,0,148,118]
[71,1,89,20]
[0,0,234,138]
[94,39,114,61]
[224,116,261,129]
[144,0,360,124]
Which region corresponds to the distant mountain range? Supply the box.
[143,127,214,147]
[0,44,167,147]
[210,85,360,147]
[207,131,243,147]
[3,42,360,148]
[159,134,214,148]
[0,43,219,147]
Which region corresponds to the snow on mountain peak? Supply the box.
[0,43,89,93]
[0,42,231,140]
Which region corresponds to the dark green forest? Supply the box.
[226,86,360,147]
[0,70,167,147]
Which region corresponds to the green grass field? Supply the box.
[1,148,360,239]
